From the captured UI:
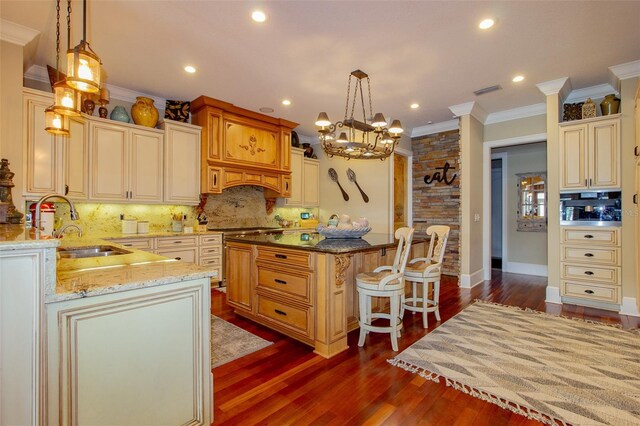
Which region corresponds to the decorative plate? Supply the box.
[316,225,371,239]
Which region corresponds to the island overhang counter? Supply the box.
[225,231,428,358]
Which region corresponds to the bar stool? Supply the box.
[356,227,414,351]
[402,225,450,328]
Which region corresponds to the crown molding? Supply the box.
[449,101,487,123]
[411,119,459,138]
[0,19,39,46]
[536,77,571,99]
[564,83,618,103]
[484,103,547,125]
[24,64,166,107]
[609,60,640,80]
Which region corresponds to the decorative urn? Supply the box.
[131,96,159,127]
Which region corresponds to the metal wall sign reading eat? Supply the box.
[424,161,457,185]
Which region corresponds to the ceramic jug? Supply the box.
[600,94,620,116]
[131,96,159,128]
[110,105,130,123]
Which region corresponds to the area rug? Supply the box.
[388,300,640,425]
[211,316,272,368]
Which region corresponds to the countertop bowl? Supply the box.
[316,225,371,239]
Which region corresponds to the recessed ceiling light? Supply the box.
[479,18,494,30]
[259,107,274,113]
[184,65,196,73]
[251,10,267,23]
[512,75,525,83]
[282,99,291,106]
[410,103,420,109]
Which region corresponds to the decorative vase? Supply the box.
[98,101,108,118]
[110,105,130,123]
[83,98,95,116]
[600,94,620,116]
[131,96,159,127]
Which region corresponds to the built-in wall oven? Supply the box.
[560,191,622,226]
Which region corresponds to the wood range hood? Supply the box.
[191,96,298,199]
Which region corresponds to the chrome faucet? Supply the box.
[34,193,80,235]
[53,223,83,239]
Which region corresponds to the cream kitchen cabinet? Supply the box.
[559,115,621,191]
[285,148,320,207]
[161,120,201,205]
[23,88,89,200]
[90,118,164,203]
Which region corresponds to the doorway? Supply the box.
[491,157,503,269]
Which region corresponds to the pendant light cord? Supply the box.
[55,0,60,81]
[82,0,87,43]
[67,0,71,50]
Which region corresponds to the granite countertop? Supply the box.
[49,236,218,303]
[0,224,61,250]
[225,231,425,254]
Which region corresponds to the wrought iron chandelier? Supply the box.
[315,70,403,160]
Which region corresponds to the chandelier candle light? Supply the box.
[316,69,403,160]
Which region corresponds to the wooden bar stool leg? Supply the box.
[422,280,428,328]
[412,281,417,313]
[358,292,367,347]
[434,279,441,322]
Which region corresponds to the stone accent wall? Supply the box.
[412,130,461,276]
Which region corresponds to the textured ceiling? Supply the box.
[2,1,639,136]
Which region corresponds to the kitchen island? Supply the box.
[225,231,427,358]
[0,225,216,426]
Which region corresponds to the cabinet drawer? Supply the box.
[561,227,619,246]
[256,246,311,269]
[200,245,222,257]
[199,256,221,267]
[256,295,312,339]
[156,236,198,248]
[199,234,222,245]
[257,266,312,303]
[561,281,620,304]
[561,263,620,285]
[561,246,620,266]
[110,238,154,251]
[156,247,197,263]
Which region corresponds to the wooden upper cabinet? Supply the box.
[191,96,297,195]
[559,116,620,191]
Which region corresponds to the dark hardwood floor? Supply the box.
[211,271,640,425]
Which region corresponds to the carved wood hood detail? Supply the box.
[191,96,298,196]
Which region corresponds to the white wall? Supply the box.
[316,147,392,234]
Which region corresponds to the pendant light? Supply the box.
[52,0,81,117]
[66,0,101,94]
[45,0,71,135]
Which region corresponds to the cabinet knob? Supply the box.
[175,257,182,260]
[584,235,594,239]
[64,184,69,195]
[634,194,638,205]
[635,146,639,157]
[584,253,594,257]
[585,290,595,294]
[274,279,287,285]
[274,309,287,316]
[275,254,288,259]
[584,271,594,276]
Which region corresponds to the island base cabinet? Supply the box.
[46,279,212,426]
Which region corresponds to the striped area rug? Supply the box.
[389,301,640,425]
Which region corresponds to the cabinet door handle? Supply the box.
[213,174,217,187]
[589,178,592,187]
[274,309,287,316]
[584,253,594,257]
[584,271,594,276]
[635,146,639,156]
[123,244,133,247]
[275,254,287,259]
[64,184,69,195]
[634,194,638,205]
[175,257,182,260]
[585,290,595,294]
[274,279,287,285]
[584,234,594,239]
[173,241,182,244]
[585,179,588,187]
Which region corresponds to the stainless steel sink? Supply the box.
[57,245,132,259]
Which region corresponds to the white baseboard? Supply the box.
[503,261,548,277]
[545,286,562,304]
[619,297,639,317]
[460,269,484,289]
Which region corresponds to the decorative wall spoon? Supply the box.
[347,168,369,203]
[328,168,349,201]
